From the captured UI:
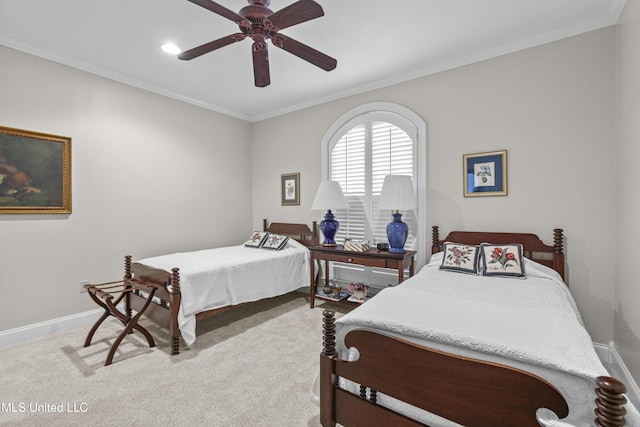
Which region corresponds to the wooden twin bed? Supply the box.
[123,219,317,355]
[319,226,629,426]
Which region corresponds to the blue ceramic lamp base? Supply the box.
[320,209,340,246]
[386,212,408,253]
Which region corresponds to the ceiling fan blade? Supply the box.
[178,33,246,60]
[187,0,250,26]
[252,40,271,87]
[272,34,336,71]
[267,0,324,30]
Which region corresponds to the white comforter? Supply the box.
[331,254,611,426]
[137,239,309,346]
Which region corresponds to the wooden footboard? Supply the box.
[126,256,182,355]
[320,310,628,427]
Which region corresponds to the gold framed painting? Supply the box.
[463,150,507,197]
[0,126,72,214]
[281,173,300,206]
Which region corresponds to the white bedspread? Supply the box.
[137,239,309,346]
[331,254,612,426]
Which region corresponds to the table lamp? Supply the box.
[378,175,416,253]
[311,181,348,246]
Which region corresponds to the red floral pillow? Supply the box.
[480,243,526,278]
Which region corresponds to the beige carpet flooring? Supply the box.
[0,292,346,427]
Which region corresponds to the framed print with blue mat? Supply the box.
[463,150,507,197]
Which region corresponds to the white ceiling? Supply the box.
[0,0,625,122]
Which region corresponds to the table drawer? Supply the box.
[322,253,387,268]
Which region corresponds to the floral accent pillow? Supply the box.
[261,233,290,250]
[244,231,269,248]
[480,243,526,278]
[439,243,480,274]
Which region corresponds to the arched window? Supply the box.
[320,103,427,290]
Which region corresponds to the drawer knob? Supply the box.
[348,258,353,263]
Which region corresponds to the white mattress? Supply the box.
[330,253,613,426]
[137,239,310,346]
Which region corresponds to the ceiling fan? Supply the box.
[179,0,337,87]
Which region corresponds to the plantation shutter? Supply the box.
[329,114,417,290]
[331,124,367,241]
[370,121,416,250]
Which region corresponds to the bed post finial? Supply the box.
[553,229,565,280]
[124,255,132,279]
[263,218,268,231]
[124,255,133,317]
[322,309,336,357]
[553,229,564,254]
[594,376,627,426]
[432,226,440,254]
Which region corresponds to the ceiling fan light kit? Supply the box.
[179,0,337,87]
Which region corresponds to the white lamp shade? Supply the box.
[311,181,348,210]
[378,175,417,210]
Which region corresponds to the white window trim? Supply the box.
[320,102,428,270]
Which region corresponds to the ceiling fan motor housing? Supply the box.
[240,5,273,21]
[248,0,270,6]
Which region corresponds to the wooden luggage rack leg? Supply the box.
[83,279,158,366]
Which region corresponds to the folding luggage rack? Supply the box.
[83,256,158,366]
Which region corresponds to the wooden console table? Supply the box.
[309,245,416,308]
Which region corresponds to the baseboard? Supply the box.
[0,292,313,348]
[0,308,103,348]
[594,341,640,409]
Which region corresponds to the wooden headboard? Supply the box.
[263,219,319,247]
[431,226,565,280]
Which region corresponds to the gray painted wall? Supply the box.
[615,0,640,383]
[252,28,617,346]
[0,45,253,330]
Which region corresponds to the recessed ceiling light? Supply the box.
[161,43,181,55]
